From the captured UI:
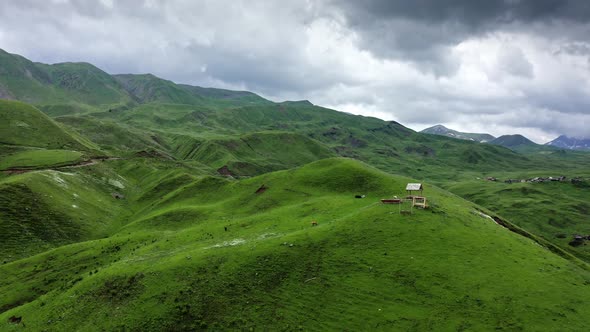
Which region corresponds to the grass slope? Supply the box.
[69,99,590,264]
[0,160,134,260]
[0,49,55,104]
[104,101,547,177]
[446,174,590,261]
[5,95,590,267]
[0,149,83,170]
[0,49,132,107]
[0,100,90,150]
[36,62,133,106]
[171,131,336,176]
[1,158,589,330]
[55,115,170,156]
[114,73,271,107]
[114,74,206,105]
[488,134,556,153]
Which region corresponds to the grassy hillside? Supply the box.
[445,172,590,261]
[0,160,133,260]
[1,158,589,330]
[0,99,92,151]
[55,115,170,156]
[114,74,271,107]
[114,74,206,105]
[0,149,83,170]
[170,131,336,176]
[0,49,55,103]
[488,134,555,153]
[0,49,132,107]
[2,49,590,330]
[36,62,133,106]
[4,96,590,267]
[61,98,590,262]
[102,101,548,176]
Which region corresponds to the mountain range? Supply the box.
[1,49,590,330]
[422,123,590,151]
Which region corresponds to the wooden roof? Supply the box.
[406,183,423,191]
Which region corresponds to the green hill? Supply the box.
[489,134,564,154]
[0,162,131,259]
[179,84,271,105]
[0,49,55,104]
[36,62,133,106]
[0,49,132,107]
[54,115,170,156]
[3,74,590,266]
[490,134,538,149]
[114,74,271,107]
[103,101,536,176]
[0,100,91,151]
[445,173,590,261]
[1,158,589,330]
[114,74,206,105]
[171,131,336,176]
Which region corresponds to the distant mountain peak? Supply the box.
[546,135,590,151]
[280,100,314,106]
[430,124,448,129]
[421,124,495,143]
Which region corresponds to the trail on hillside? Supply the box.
[1,157,122,175]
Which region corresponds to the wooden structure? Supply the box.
[381,185,428,214]
[381,198,402,204]
[399,198,413,215]
[412,196,427,209]
[396,196,428,214]
[406,183,423,196]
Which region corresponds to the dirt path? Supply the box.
[2,157,122,175]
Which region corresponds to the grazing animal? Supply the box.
[311,221,318,226]
[8,316,22,324]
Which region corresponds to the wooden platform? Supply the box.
[381,199,402,204]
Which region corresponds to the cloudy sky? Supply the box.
[1,0,589,142]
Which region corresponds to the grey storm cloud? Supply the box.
[335,0,590,25]
[331,0,590,74]
[0,0,589,141]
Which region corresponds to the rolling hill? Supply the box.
[0,100,92,151]
[2,50,589,265]
[0,100,101,171]
[0,160,132,259]
[113,73,271,107]
[1,158,590,331]
[0,49,132,108]
[170,131,336,176]
[489,134,537,149]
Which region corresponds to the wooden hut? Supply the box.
[405,183,423,197]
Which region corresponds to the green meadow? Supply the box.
[2,158,590,331]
